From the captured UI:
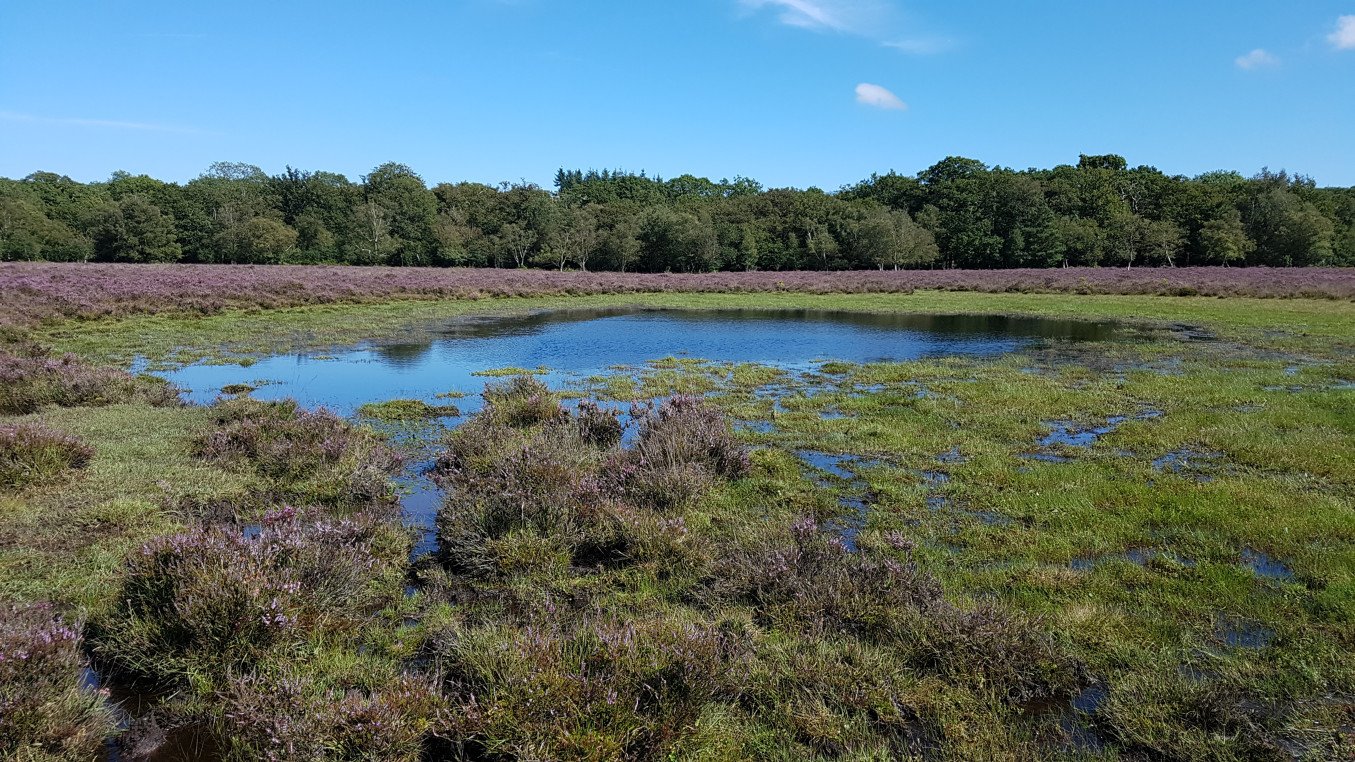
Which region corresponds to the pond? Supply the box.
[150,307,1121,559]
[159,307,1120,413]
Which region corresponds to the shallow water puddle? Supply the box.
[1216,616,1275,649]
[1071,547,1195,571]
[1023,409,1162,462]
[1022,684,1109,753]
[1240,548,1295,581]
[795,450,888,550]
[1152,448,1226,481]
[156,308,1119,414]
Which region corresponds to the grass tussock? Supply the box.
[356,398,460,422]
[0,423,94,490]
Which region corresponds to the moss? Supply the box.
[356,398,460,421]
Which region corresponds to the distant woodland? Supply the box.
[2,155,1351,270]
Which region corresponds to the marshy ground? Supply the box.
[2,287,1352,760]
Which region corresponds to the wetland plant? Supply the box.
[0,603,115,761]
[222,669,446,762]
[92,507,409,687]
[194,397,403,510]
[0,423,94,490]
[427,614,749,760]
[0,344,179,415]
[356,398,460,422]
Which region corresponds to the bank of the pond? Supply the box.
[37,290,1355,368]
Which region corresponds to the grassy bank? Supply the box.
[38,290,1355,368]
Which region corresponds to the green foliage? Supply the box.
[89,194,182,263]
[6,155,1348,271]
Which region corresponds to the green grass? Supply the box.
[0,404,250,610]
[4,289,1353,758]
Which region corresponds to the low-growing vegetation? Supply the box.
[0,424,94,491]
[0,277,1351,760]
[356,398,460,421]
[0,603,114,761]
[192,398,403,512]
[0,342,179,415]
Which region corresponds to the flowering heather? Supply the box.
[435,381,747,575]
[194,397,403,510]
[92,507,408,685]
[0,423,94,490]
[709,517,1084,705]
[223,670,446,762]
[0,263,1351,328]
[0,344,180,415]
[0,602,115,759]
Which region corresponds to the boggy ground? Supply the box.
[0,288,1352,761]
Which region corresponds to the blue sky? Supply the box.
[2,1,1352,188]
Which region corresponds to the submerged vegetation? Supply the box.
[0,274,1351,759]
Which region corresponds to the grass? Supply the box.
[1,288,1351,759]
[36,290,1355,368]
[0,404,249,611]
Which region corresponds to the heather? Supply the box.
[0,423,94,490]
[91,506,409,688]
[0,342,180,415]
[0,280,1351,757]
[0,603,115,761]
[222,669,446,762]
[417,378,1088,757]
[193,397,403,512]
[3,263,1355,333]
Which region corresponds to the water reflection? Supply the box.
[160,308,1120,415]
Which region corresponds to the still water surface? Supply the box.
[153,307,1120,559]
[160,307,1118,413]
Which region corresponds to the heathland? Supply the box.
[1,264,1352,761]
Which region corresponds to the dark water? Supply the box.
[159,308,1119,414]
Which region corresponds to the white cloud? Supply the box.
[883,37,952,55]
[854,83,906,110]
[1329,15,1355,50]
[1234,48,1279,70]
[0,110,208,134]
[740,0,845,31]
[738,0,904,37]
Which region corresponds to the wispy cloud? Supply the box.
[739,0,851,32]
[739,0,948,54]
[883,37,952,55]
[1234,48,1279,70]
[0,111,211,135]
[855,83,906,110]
[1329,15,1355,50]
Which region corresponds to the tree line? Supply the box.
[1,155,1351,270]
